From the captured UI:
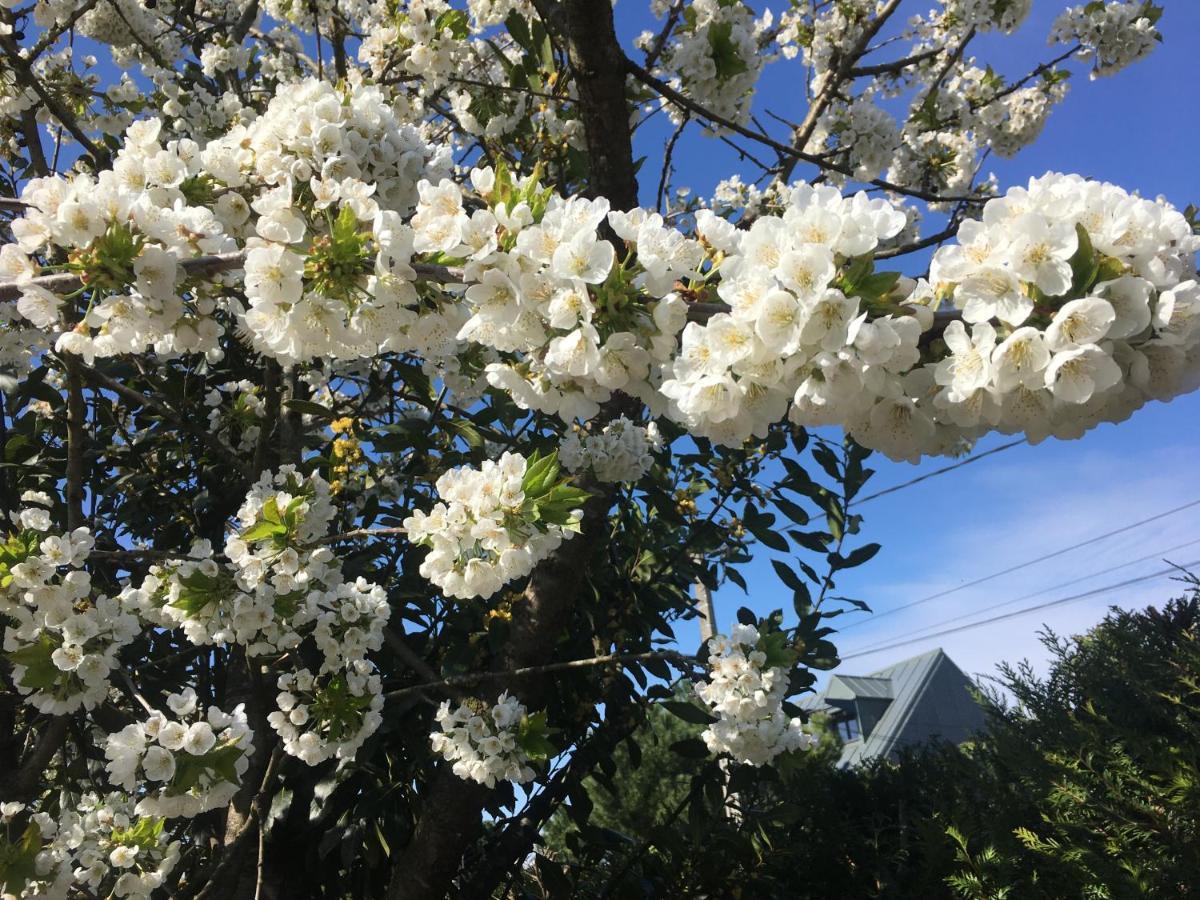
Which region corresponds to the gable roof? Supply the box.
[802,648,988,768]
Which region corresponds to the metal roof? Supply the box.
[803,648,989,769]
[826,675,895,701]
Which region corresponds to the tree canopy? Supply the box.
[0,0,1194,897]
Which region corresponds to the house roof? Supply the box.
[801,647,988,768]
[825,675,894,701]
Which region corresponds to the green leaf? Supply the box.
[166,742,245,795]
[771,560,807,596]
[744,508,788,552]
[855,271,902,302]
[505,9,532,50]
[516,710,556,760]
[169,568,239,618]
[834,542,881,570]
[1068,222,1099,297]
[773,496,809,525]
[661,700,718,725]
[6,633,62,691]
[260,495,283,526]
[241,519,286,544]
[838,255,874,294]
[758,631,797,670]
[535,484,591,527]
[283,399,336,420]
[5,435,31,463]
[0,822,44,893]
[791,531,829,554]
[446,418,485,451]
[521,451,560,500]
[669,737,711,758]
[707,21,749,80]
[434,7,469,39]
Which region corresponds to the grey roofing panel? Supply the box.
[827,675,895,700]
[806,648,986,769]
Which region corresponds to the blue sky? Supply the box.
[610,1,1200,683]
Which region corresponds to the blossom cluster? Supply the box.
[1,504,139,714]
[811,94,901,184]
[104,691,254,818]
[1052,1,1163,79]
[438,166,698,422]
[206,78,453,362]
[559,416,663,483]
[919,173,1200,451]
[430,692,539,787]
[5,79,450,368]
[268,663,384,764]
[660,173,1200,460]
[642,0,771,129]
[660,183,913,446]
[695,624,813,767]
[403,451,586,600]
[126,469,384,661]
[204,379,266,453]
[119,467,390,765]
[8,793,181,899]
[10,138,231,364]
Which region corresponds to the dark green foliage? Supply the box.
[534,585,1200,899]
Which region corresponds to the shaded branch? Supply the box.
[66,356,251,478]
[384,650,699,702]
[0,252,453,302]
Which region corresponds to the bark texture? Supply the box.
[385,2,639,895]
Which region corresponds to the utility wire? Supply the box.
[839,497,1200,632]
[840,560,1200,662]
[844,537,1200,656]
[850,439,1026,507]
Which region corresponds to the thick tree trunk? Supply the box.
[558,0,639,209]
[385,3,639,896]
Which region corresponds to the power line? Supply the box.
[850,439,1026,507]
[840,560,1200,663]
[844,537,1200,657]
[839,497,1200,632]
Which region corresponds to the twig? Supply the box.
[775,0,906,186]
[0,34,108,166]
[643,0,684,69]
[64,358,86,530]
[0,251,453,303]
[384,628,440,682]
[625,59,975,204]
[65,357,251,477]
[383,650,698,702]
[190,747,284,900]
[311,525,406,545]
[119,671,156,715]
[657,114,689,214]
[0,251,247,302]
[0,718,69,804]
[848,47,942,78]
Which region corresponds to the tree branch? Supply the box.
[383,650,698,702]
[0,252,453,302]
[0,34,108,167]
[625,59,975,204]
[776,0,905,185]
[65,356,251,478]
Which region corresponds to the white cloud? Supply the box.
[832,442,1200,684]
